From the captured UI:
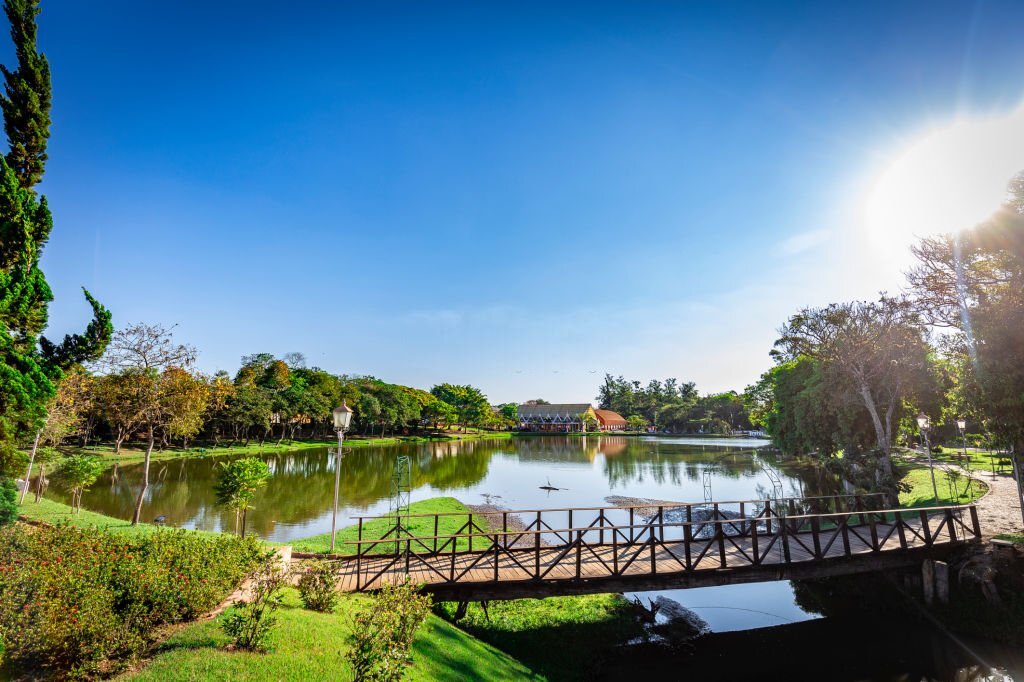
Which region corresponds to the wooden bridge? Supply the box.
[330,494,982,601]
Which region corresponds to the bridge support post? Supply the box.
[922,560,935,606]
[934,560,950,604]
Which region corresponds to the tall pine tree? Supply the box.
[0,0,112,479]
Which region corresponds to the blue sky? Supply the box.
[22,1,1024,403]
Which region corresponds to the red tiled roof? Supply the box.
[594,409,627,426]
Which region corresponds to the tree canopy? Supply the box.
[0,0,111,477]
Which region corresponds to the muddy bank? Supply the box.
[466,504,547,548]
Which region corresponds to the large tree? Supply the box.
[96,323,205,524]
[773,296,938,481]
[907,174,1024,453]
[0,0,111,478]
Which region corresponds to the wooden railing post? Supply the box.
[535,513,542,578]
[868,514,879,551]
[502,512,509,549]
[944,508,957,543]
[658,506,665,543]
[494,533,500,581]
[919,510,933,546]
[970,506,981,538]
[894,510,908,548]
[468,513,473,552]
[576,530,584,579]
[811,516,822,559]
[433,515,439,553]
[629,508,635,544]
[356,541,363,590]
[840,516,851,555]
[613,528,619,575]
[683,519,693,570]
[750,517,760,565]
[781,517,791,563]
[764,500,773,535]
[717,522,727,568]
[650,526,658,574]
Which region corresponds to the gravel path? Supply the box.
[971,469,1024,537]
[907,455,1024,537]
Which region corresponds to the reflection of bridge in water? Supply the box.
[331,494,981,601]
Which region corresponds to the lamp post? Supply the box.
[329,401,354,553]
[956,418,967,463]
[917,412,938,501]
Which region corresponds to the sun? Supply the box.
[864,105,1024,251]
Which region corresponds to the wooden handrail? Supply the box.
[349,492,891,522]
[339,501,981,592]
[339,503,977,549]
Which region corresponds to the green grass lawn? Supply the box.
[898,465,988,509]
[119,589,540,682]
[995,533,1024,543]
[436,595,641,682]
[54,430,513,466]
[290,497,487,555]
[16,496,180,539]
[895,446,1013,474]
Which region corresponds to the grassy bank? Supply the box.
[436,595,641,681]
[290,496,480,554]
[119,589,540,682]
[59,430,513,466]
[898,465,988,508]
[17,496,181,539]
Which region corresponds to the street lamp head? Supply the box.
[916,412,930,430]
[957,418,966,431]
[333,401,354,431]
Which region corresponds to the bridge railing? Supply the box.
[346,492,892,550]
[338,501,980,591]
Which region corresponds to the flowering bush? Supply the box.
[0,523,263,678]
[221,559,287,652]
[296,559,339,612]
[347,579,432,682]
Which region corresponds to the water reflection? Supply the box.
[596,611,1021,681]
[53,435,835,543]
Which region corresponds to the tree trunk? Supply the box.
[34,463,45,502]
[131,425,155,525]
[241,507,248,537]
[20,429,42,504]
[857,382,890,453]
[856,381,896,493]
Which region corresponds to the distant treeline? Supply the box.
[595,375,752,434]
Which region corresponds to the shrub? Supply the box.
[296,559,339,612]
[221,559,287,652]
[0,477,16,527]
[0,523,263,678]
[347,579,432,682]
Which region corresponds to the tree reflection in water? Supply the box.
[51,436,840,542]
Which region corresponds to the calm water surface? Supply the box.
[55,435,1021,679]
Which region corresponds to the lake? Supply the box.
[53,434,1021,679]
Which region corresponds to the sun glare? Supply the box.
[865,105,1024,251]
